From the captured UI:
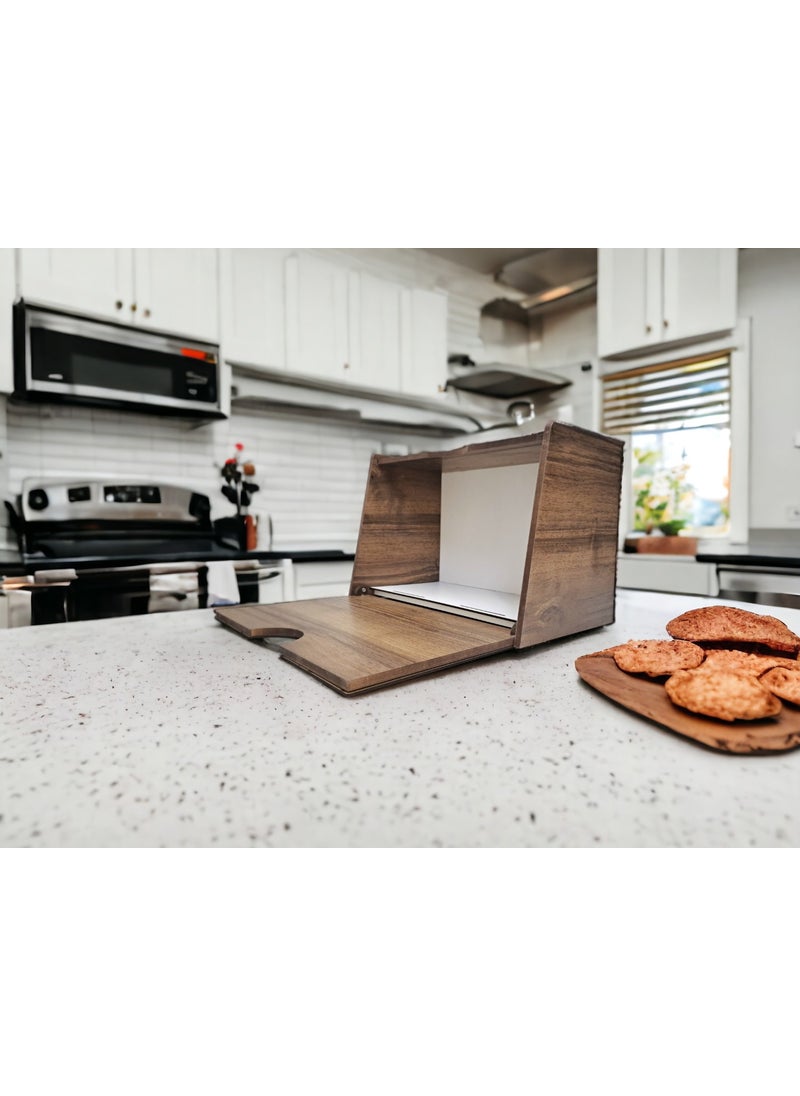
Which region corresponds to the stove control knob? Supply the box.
[27,488,49,512]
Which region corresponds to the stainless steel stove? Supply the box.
[16,476,219,561]
[6,476,272,624]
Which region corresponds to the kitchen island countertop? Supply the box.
[1,589,799,848]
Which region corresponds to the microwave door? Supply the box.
[17,304,222,417]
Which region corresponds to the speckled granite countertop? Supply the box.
[1,590,798,848]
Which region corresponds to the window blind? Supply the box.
[602,352,731,434]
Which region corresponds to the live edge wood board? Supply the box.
[215,420,625,695]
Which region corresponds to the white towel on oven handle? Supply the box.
[206,560,240,606]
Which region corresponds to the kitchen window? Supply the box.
[602,352,734,539]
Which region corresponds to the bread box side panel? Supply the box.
[515,421,624,648]
[350,455,442,591]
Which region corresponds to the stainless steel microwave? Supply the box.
[13,302,225,419]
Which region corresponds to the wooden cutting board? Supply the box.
[575,652,800,754]
[215,596,515,695]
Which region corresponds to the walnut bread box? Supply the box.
[215,420,624,694]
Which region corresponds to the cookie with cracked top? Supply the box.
[666,605,800,655]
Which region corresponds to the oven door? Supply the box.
[14,303,224,418]
[23,561,286,625]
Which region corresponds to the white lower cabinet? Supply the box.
[617,555,719,597]
[293,560,354,600]
[256,559,354,604]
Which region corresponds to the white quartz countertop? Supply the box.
[2,590,799,848]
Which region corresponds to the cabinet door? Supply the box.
[399,287,448,398]
[133,249,219,342]
[220,249,288,370]
[285,252,350,383]
[348,271,402,391]
[1,248,15,393]
[662,249,737,345]
[597,248,661,358]
[17,248,134,322]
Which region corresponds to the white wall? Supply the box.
[738,249,800,529]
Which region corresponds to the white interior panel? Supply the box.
[439,463,538,594]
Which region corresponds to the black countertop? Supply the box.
[0,547,355,576]
[696,531,800,569]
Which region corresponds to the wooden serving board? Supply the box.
[575,652,800,754]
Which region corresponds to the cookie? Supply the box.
[613,639,705,677]
[664,667,782,722]
[699,649,799,675]
[760,666,800,705]
[666,605,800,654]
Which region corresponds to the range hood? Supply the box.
[446,355,572,399]
[485,248,598,320]
[228,363,498,434]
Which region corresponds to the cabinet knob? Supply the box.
[645,323,652,334]
[115,300,123,310]
[143,308,151,318]
[130,302,137,313]
[663,318,669,328]
[343,362,350,370]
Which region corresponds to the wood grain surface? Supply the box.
[575,653,800,754]
[215,597,515,695]
[516,422,624,648]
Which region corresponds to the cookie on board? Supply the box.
[666,605,800,655]
[665,667,782,722]
[612,639,705,677]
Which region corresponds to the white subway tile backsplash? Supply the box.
[3,400,439,552]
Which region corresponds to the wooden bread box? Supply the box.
[215,420,624,694]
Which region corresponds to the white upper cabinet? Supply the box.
[598,248,738,359]
[283,251,448,398]
[17,248,219,342]
[220,249,288,370]
[133,249,219,343]
[400,287,448,399]
[285,252,350,382]
[348,271,403,391]
[17,248,134,324]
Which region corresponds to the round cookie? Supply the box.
[613,639,705,677]
[665,667,782,722]
[760,666,800,705]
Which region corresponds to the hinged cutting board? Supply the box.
[215,596,515,695]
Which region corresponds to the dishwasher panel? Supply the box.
[717,566,800,609]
